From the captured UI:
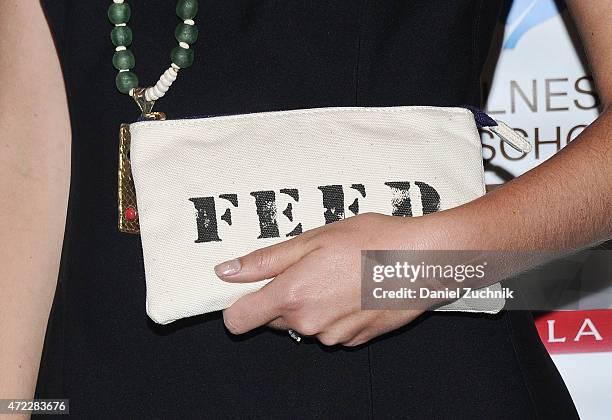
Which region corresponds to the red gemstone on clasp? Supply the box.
[124,207,137,221]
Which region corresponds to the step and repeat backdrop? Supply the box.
[482,1,611,418]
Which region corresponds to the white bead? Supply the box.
[145,66,180,102]
[171,63,180,70]
[114,23,127,27]
[113,0,124,3]
[160,73,173,85]
[115,46,127,52]
[184,19,195,25]
[179,42,190,49]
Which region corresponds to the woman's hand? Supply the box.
[216,213,433,346]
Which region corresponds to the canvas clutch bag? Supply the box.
[128,106,530,324]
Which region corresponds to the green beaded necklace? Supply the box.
[108,0,199,107]
[109,0,199,234]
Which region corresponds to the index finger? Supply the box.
[215,231,318,283]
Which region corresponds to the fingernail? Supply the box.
[215,259,242,278]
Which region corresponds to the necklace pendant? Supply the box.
[118,123,140,234]
[117,88,166,234]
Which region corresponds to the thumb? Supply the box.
[214,235,315,283]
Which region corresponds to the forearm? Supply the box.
[419,0,612,284]
[418,108,611,284]
[453,108,610,250]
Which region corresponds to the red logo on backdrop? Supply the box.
[535,310,612,354]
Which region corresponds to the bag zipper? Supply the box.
[138,106,532,154]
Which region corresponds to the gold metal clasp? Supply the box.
[131,87,167,121]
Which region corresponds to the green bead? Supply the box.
[108,3,131,25]
[112,50,135,70]
[171,46,194,68]
[111,26,133,47]
[176,0,198,20]
[175,23,199,44]
[115,71,139,94]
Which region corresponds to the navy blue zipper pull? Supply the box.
[464,106,532,154]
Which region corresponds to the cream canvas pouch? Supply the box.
[129,106,528,324]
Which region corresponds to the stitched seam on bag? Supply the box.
[475,127,487,197]
[131,106,475,131]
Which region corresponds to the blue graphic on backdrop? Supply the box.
[503,0,565,49]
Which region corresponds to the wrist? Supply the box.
[408,207,486,251]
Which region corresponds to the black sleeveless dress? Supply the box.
[37,1,578,418]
